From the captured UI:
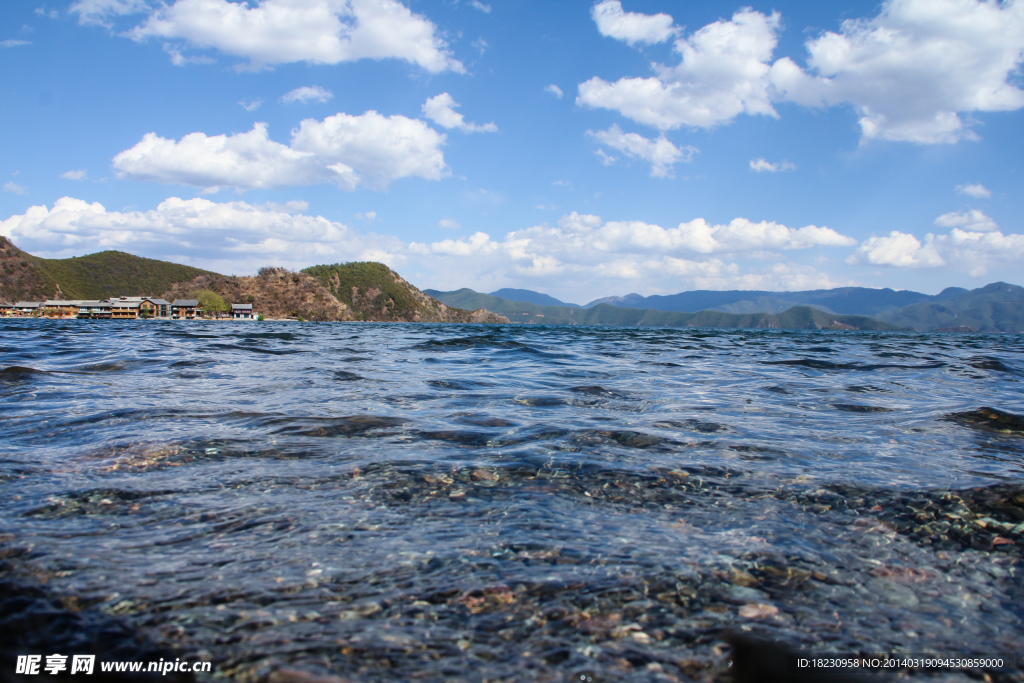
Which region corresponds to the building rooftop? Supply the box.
[172,299,200,307]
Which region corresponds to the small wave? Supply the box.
[426,379,496,391]
[762,359,945,371]
[267,415,408,438]
[653,419,729,433]
[205,343,305,356]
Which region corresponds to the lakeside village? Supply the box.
[0,296,257,320]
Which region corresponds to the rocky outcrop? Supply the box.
[303,262,508,323]
[162,268,353,321]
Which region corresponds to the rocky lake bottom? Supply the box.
[1,321,1022,682]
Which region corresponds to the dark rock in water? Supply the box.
[0,366,49,383]
[832,403,894,413]
[0,576,195,683]
[967,356,1016,372]
[724,633,877,683]
[947,407,1024,435]
[332,370,364,381]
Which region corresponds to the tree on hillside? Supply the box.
[193,289,228,317]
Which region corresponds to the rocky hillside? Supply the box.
[303,262,508,323]
[160,268,353,321]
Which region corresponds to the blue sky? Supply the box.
[1,0,1022,303]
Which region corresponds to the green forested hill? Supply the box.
[425,288,902,330]
[0,237,214,301]
[877,282,1024,332]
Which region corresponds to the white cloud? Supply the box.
[0,200,861,300]
[588,125,696,178]
[749,158,795,172]
[956,183,992,199]
[127,0,464,73]
[438,218,461,230]
[3,182,27,195]
[769,0,1024,144]
[591,0,676,46]
[847,222,1024,275]
[945,228,1024,276]
[61,170,88,180]
[70,0,148,26]
[112,112,448,192]
[544,84,564,99]
[1,40,31,48]
[408,211,856,297]
[578,8,781,130]
[163,42,215,65]
[281,85,333,104]
[265,200,309,213]
[581,0,1024,145]
[239,98,263,112]
[469,0,490,14]
[421,93,497,133]
[847,231,945,267]
[0,196,404,273]
[934,209,998,232]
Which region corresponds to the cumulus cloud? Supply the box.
[239,98,262,111]
[934,209,998,232]
[69,0,148,26]
[591,0,676,46]
[281,85,333,104]
[112,111,448,192]
[581,0,1024,145]
[421,93,497,133]
[544,84,563,99]
[408,211,856,296]
[469,0,490,13]
[770,0,1024,144]
[3,182,27,195]
[588,125,696,178]
[438,218,461,230]
[61,170,88,180]
[848,221,1024,276]
[126,0,463,73]
[0,196,404,273]
[847,231,945,267]
[578,8,781,129]
[749,158,795,173]
[1,39,31,48]
[957,183,992,198]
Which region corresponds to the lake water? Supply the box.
[2,321,1023,682]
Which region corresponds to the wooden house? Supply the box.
[13,302,41,316]
[77,301,112,319]
[230,303,254,319]
[171,299,202,319]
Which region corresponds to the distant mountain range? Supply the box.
[427,281,1024,332]
[427,289,901,331]
[490,285,970,316]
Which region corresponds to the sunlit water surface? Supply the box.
[2,321,1023,682]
